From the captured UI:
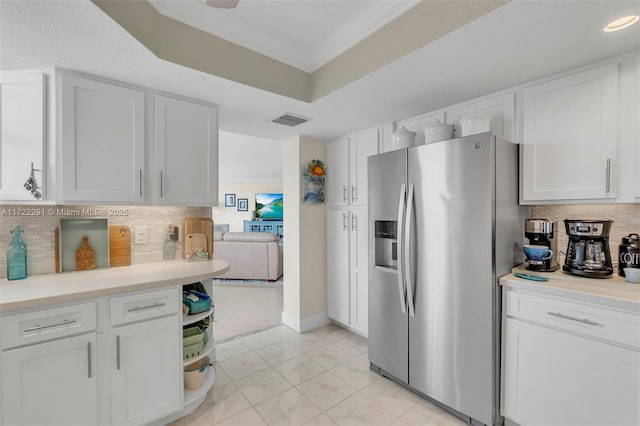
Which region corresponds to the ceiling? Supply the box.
[148,0,420,72]
[1,0,639,143]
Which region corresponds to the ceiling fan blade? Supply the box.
[206,0,239,9]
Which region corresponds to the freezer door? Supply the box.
[407,134,497,425]
[368,149,409,383]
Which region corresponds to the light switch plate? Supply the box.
[134,226,148,245]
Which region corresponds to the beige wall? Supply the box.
[212,180,282,232]
[282,137,327,330]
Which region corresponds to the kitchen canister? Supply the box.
[392,126,417,150]
[618,233,640,277]
[422,120,453,144]
[459,112,491,137]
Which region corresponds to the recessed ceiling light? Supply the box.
[604,15,639,32]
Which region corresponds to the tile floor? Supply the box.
[171,324,466,426]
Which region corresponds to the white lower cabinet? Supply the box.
[327,206,368,336]
[0,287,183,426]
[502,289,640,425]
[1,333,98,426]
[109,316,181,426]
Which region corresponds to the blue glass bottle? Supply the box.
[7,225,27,280]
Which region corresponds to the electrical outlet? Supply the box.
[134,226,148,245]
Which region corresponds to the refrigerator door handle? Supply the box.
[396,183,407,314]
[405,183,416,317]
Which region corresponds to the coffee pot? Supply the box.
[562,219,614,278]
[524,219,559,272]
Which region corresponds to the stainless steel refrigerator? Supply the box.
[368,132,527,426]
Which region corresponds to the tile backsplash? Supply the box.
[531,203,640,268]
[1,205,211,278]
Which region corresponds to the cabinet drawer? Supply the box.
[1,302,96,350]
[110,288,179,326]
[506,290,640,349]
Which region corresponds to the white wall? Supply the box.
[281,136,328,332]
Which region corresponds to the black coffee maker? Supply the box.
[563,219,614,278]
[524,219,559,272]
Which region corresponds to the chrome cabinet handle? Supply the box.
[405,183,415,317]
[396,184,407,315]
[87,341,92,378]
[351,185,356,202]
[23,319,77,332]
[128,302,166,313]
[342,186,347,203]
[547,311,600,326]
[116,335,121,370]
[351,214,357,231]
[605,158,611,193]
[342,213,348,231]
[139,169,143,198]
[160,170,164,197]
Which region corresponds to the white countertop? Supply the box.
[0,259,230,312]
[500,264,640,310]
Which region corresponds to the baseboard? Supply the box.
[281,311,330,333]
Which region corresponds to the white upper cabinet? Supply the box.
[636,56,640,200]
[60,74,145,203]
[154,95,218,206]
[0,71,46,202]
[520,63,618,203]
[326,128,379,207]
[326,137,349,206]
[445,92,515,141]
[349,128,379,206]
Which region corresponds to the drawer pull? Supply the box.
[128,302,166,313]
[23,319,77,332]
[116,335,121,370]
[547,311,600,326]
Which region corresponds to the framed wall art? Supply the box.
[225,193,236,207]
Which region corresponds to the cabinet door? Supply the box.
[61,74,145,203]
[0,71,46,202]
[521,63,618,202]
[350,207,368,336]
[154,95,218,205]
[445,92,515,141]
[1,334,98,426]
[349,128,379,206]
[327,209,350,325]
[110,315,181,426]
[503,318,640,426]
[326,138,349,206]
[636,56,640,199]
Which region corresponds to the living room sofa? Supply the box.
[213,232,283,281]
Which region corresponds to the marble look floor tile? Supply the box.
[194,383,251,425]
[325,393,397,426]
[303,414,337,426]
[212,363,232,388]
[358,352,369,363]
[167,412,198,426]
[271,325,298,340]
[219,351,269,380]
[329,357,379,390]
[391,419,410,426]
[274,354,326,386]
[254,387,322,426]
[255,341,301,366]
[307,324,352,342]
[213,407,267,426]
[285,333,330,353]
[296,371,356,411]
[333,334,368,357]
[242,327,292,350]
[235,367,292,405]
[215,339,253,362]
[306,344,353,370]
[360,377,421,418]
[398,400,467,426]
